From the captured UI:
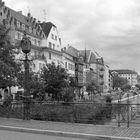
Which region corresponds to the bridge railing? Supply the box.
[0,100,140,127]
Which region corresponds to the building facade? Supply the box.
[111,69,138,87]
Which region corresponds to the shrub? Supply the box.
[30,102,112,124]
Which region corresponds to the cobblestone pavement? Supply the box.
[0,118,140,139]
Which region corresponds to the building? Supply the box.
[109,70,113,91]
[66,46,84,98]
[111,69,138,87]
[61,48,75,76]
[103,65,110,92]
[0,0,113,97]
[40,22,62,52]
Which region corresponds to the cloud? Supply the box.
[4,0,140,73]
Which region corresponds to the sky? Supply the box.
[4,0,140,73]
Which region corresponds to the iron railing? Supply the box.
[0,100,140,127]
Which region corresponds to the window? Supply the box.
[17,21,20,28]
[33,63,36,69]
[49,53,51,59]
[49,42,52,48]
[34,51,37,57]
[17,33,21,40]
[65,62,67,69]
[22,24,25,30]
[34,39,37,45]
[69,63,71,69]
[53,44,55,49]
[29,27,32,33]
[51,34,54,39]
[38,52,41,56]
[55,35,57,40]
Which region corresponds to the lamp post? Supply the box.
[21,32,31,120]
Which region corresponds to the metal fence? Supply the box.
[0,100,140,127]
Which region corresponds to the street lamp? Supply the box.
[21,32,31,120]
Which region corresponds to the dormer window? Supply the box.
[55,35,57,40]
[51,34,54,39]
[22,24,25,30]
[17,21,20,28]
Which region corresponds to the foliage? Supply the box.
[17,71,45,101]
[86,81,98,95]
[69,76,76,87]
[121,84,131,91]
[61,87,75,102]
[31,102,112,124]
[0,23,21,88]
[113,76,128,89]
[105,95,112,103]
[135,84,140,90]
[41,62,71,101]
[137,75,140,84]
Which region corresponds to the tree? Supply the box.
[113,76,128,89]
[17,71,45,101]
[86,81,98,95]
[0,23,21,89]
[41,63,70,101]
[135,84,140,90]
[137,75,140,84]
[121,84,131,92]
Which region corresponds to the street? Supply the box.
[0,130,106,140]
[0,130,82,140]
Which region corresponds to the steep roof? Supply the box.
[40,22,56,38]
[79,50,90,62]
[7,7,32,26]
[6,7,42,39]
[89,52,97,63]
[66,46,79,58]
[111,69,138,74]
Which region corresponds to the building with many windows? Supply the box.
[111,69,138,87]
[0,0,115,97]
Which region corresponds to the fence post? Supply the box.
[118,100,120,127]
[127,93,130,128]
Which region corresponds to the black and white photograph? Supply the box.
[0,0,140,139]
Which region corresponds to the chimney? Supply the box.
[33,18,36,22]
[2,1,5,7]
[27,12,31,18]
[64,47,66,52]
[27,12,31,22]
[33,18,36,26]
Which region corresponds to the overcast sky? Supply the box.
[5,0,140,73]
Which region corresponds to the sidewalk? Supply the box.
[0,118,140,139]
